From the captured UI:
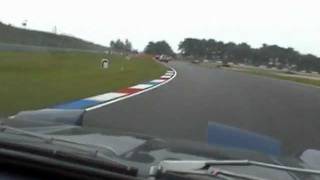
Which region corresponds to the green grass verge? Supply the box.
[0,52,167,116]
[235,69,320,87]
[199,62,320,87]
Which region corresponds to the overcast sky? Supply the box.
[1,0,319,55]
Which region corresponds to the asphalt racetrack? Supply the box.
[84,61,320,155]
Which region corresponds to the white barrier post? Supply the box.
[101,59,109,69]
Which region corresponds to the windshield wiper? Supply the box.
[149,160,320,180]
[149,160,265,180]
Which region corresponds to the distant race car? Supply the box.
[154,55,161,60]
[192,60,201,64]
[155,55,171,63]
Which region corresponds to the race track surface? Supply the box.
[84,61,320,155]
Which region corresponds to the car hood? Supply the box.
[2,111,320,179]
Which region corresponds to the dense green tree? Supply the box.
[297,54,320,72]
[124,39,132,52]
[110,39,132,52]
[144,41,175,56]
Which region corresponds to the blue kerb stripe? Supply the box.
[54,99,101,109]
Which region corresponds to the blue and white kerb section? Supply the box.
[53,69,176,111]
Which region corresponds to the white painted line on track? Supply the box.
[85,64,177,111]
[150,79,166,83]
[86,92,127,101]
[165,73,174,76]
[161,75,172,79]
[130,84,154,89]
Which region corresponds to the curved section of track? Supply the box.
[84,61,320,155]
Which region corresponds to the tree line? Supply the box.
[144,41,175,56]
[109,38,320,73]
[178,38,320,72]
[109,39,133,52]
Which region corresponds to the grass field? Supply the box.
[236,68,320,87]
[200,62,320,88]
[0,52,167,116]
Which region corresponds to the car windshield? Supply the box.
[1,0,320,179]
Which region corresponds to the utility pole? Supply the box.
[53,26,57,34]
